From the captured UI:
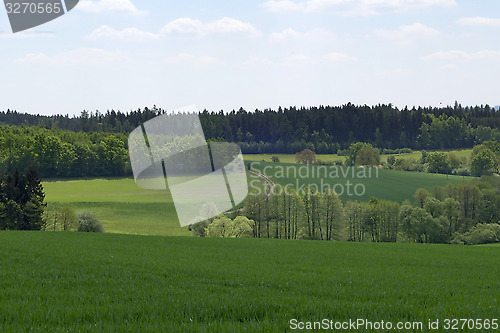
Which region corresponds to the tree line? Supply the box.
[0,125,129,178]
[2,102,499,154]
[196,176,500,245]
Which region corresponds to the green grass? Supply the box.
[0,231,498,332]
[43,179,190,236]
[244,149,473,164]
[244,153,345,164]
[249,161,473,203]
[43,162,474,235]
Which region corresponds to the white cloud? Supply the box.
[373,23,440,40]
[160,17,260,37]
[164,53,224,66]
[16,48,131,65]
[160,18,204,35]
[206,17,260,35]
[457,17,500,27]
[77,0,145,14]
[270,28,336,43]
[283,52,355,65]
[262,0,456,15]
[425,50,500,60]
[85,25,158,41]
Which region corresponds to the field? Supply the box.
[248,161,472,203]
[0,231,498,332]
[43,159,473,236]
[244,149,473,164]
[43,178,188,236]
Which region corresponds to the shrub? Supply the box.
[77,213,104,232]
[205,216,253,238]
[399,148,413,154]
[453,168,471,176]
[452,223,500,245]
[42,205,78,231]
[295,149,318,164]
[189,220,210,237]
[270,156,280,163]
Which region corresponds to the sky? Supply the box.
[1,0,500,116]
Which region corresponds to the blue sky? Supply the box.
[1,0,500,115]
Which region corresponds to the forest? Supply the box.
[1,103,499,152]
[1,103,499,177]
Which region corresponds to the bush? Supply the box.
[42,205,78,231]
[77,213,104,232]
[205,216,253,238]
[189,220,210,237]
[453,168,471,176]
[382,148,412,154]
[270,156,280,163]
[452,223,500,245]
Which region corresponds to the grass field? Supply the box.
[248,161,472,203]
[0,231,498,332]
[244,149,473,164]
[43,160,473,236]
[43,179,189,236]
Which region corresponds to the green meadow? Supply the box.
[0,232,498,332]
[43,178,187,236]
[248,161,472,203]
[244,149,473,164]
[43,159,473,236]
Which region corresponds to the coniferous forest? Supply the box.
[0,103,499,178]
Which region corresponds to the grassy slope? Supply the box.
[0,232,498,332]
[244,149,473,164]
[43,161,473,235]
[249,161,473,203]
[43,179,189,236]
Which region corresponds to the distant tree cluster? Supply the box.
[198,176,500,245]
[0,168,45,230]
[1,104,499,178]
[1,103,500,155]
[384,141,500,177]
[0,126,129,178]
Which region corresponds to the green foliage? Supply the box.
[42,205,78,231]
[188,220,210,237]
[471,147,496,176]
[295,149,318,164]
[0,125,129,178]
[345,199,399,242]
[0,168,46,231]
[205,216,253,238]
[426,152,452,174]
[391,158,425,172]
[76,213,104,233]
[345,142,379,166]
[452,223,500,245]
[270,155,280,163]
[447,153,460,170]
